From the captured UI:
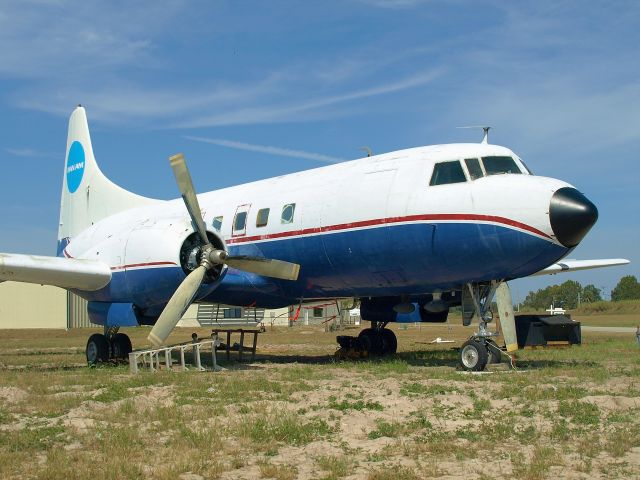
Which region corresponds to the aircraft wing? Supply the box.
[531,258,630,277]
[0,253,111,291]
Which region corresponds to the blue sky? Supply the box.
[0,0,638,302]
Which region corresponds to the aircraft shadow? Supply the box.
[510,359,600,370]
[204,348,463,370]
[207,350,599,372]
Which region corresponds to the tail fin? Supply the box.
[57,106,156,254]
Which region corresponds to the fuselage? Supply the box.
[64,143,579,312]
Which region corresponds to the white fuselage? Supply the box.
[63,143,572,310]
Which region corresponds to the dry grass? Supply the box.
[0,322,639,479]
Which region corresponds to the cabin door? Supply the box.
[232,204,251,237]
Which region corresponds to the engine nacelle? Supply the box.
[70,216,227,309]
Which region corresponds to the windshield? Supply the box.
[482,156,522,175]
[464,158,483,180]
[430,161,467,185]
[519,158,533,174]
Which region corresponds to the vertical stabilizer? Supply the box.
[57,106,156,254]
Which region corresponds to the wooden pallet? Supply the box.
[522,340,572,350]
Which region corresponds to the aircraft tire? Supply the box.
[86,334,110,365]
[459,339,488,371]
[358,328,384,356]
[381,329,397,355]
[111,333,132,359]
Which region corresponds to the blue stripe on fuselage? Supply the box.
[77,222,568,313]
[215,222,566,301]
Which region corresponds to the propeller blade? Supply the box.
[226,255,300,281]
[169,153,209,245]
[148,265,207,346]
[496,282,518,352]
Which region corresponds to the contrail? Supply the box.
[184,136,344,164]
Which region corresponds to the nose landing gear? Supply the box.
[459,282,509,372]
[460,338,488,371]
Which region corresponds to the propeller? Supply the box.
[148,153,300,347]
[495,282,518,352]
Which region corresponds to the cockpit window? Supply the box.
[429,161,467,186]
[482,156,522,175]
[519,158,533,174]
[464,158,484,180]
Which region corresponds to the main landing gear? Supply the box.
[336,322,397,358]
[359,322,398,356]
[86,326,132,365]
[459,282,505,372]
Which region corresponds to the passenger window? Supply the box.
[482,156,522,175]
[234,211,247,231]
[281,203,296,224]
[212,216,223,232]
[256,208,270,227]
[429,161,467,186]
[465,158,484,180]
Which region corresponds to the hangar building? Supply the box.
[0,283,356,330]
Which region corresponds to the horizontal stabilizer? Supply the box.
[0,253,111,291]
[532,258,630,277]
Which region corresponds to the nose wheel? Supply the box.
[459,337,506,371]
[460,339,489,371]
[459,281,508,372]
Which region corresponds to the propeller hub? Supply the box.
[207,249,228,266]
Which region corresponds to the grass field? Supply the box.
[519,299,640,327]
[1,320,639,479]
[578,315,639,328]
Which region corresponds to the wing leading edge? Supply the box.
[0,253,111,291]
[531,258,630,277]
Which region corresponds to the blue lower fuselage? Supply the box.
[78,221,567,324]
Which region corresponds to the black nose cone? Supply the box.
[549,187,598,247]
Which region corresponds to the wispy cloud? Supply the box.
[0,1,172,79]
[177,69,443,128]
[1,2,446,128]
[185,136,344,163]
[13,67,442,128]
[435,3,640,156]
[4,147,53,158]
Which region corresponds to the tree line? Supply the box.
[521,275,640,311]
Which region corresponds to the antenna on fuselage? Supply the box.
[359,146,373,157]
[457,125,491,144]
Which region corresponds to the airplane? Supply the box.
[0,106,630,371]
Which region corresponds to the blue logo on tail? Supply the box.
[66,141,85,193]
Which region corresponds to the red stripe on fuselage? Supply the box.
[110,261,177,271]
[63,246,177,271]
[226,213,551,245]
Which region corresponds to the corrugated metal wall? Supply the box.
[66,292,91,328]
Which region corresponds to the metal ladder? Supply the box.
[128,334,223,374]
